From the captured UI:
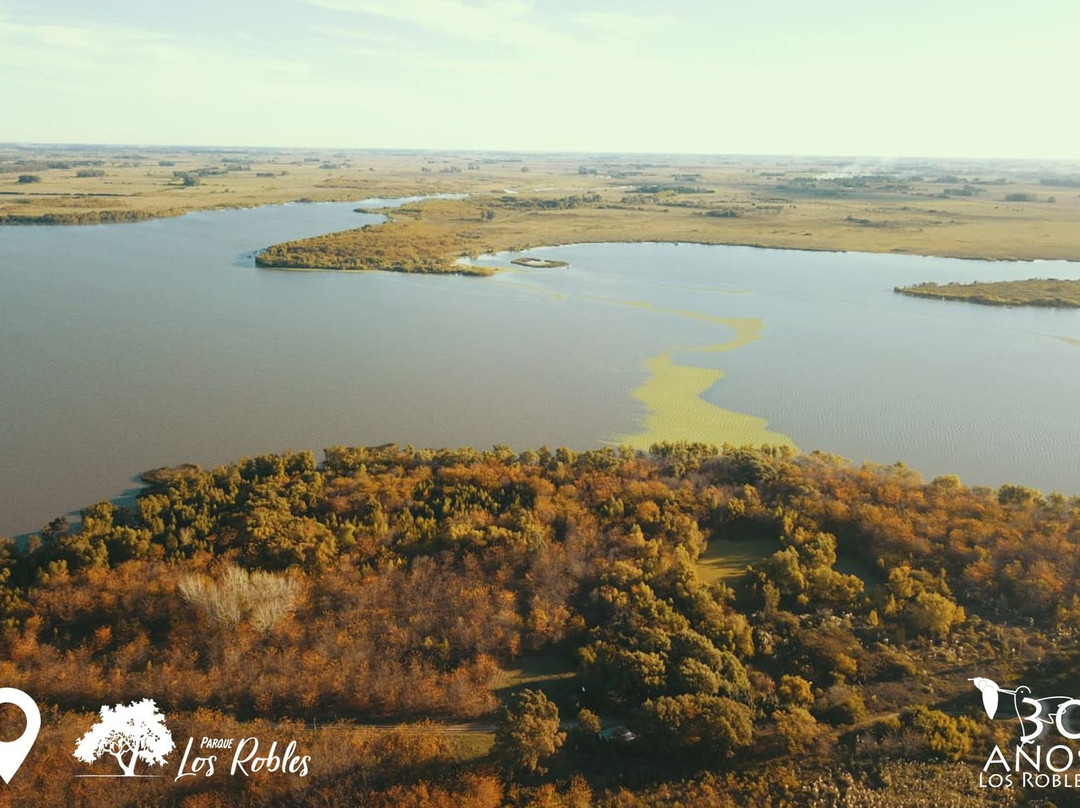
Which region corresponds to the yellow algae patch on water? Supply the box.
[615,353,798,451]
[587,295,767,352]
[653,283,755,295]
[1053,335,1080,347]
[495,277,567,302]
[681,316,765,353]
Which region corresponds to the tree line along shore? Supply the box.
[895,278,1080,307]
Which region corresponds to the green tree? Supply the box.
[570,708,602,751]
[641,694,753,759]
[905,591,965,639]
[492,689,565,775]
[774,706,821,754]
[901,705,978,761]
[778,674,815,708]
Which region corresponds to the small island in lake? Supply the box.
[510,256,569,268]
[895,278,1080,307]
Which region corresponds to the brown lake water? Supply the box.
[2,198,1078,536]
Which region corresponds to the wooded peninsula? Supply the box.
[2,441,1077,806]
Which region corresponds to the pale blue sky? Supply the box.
[1,0,1077,157]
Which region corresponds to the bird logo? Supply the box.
[969,677,1080,745]
[970,677,1001,719]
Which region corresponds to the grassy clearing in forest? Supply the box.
[494,653,581,707]
[696,536,780,584]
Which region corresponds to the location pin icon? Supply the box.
[0,688,40,784]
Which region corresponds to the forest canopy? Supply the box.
[1,442,1077,805]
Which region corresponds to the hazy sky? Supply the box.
[1,0,1077,158]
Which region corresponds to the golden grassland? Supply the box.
[0,147,449,223]
[259,188,1080,273]
[4,146,1080,264]
[895,277,1080,307]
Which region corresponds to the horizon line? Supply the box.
[2,141,1078,164]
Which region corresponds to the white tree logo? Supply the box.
[73,699,175,777]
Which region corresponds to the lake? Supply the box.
[2,199,1079,536]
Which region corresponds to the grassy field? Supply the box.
[493,652,581,706]
[4,146,1080,263]
[896,277,1080,307]
[695,536,780,584]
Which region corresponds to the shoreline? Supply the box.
[253,193,1080,271]
[0,195,367,226]
[456,237,1080,268]
[259,231,1080,277]
[4,196,1076,266]
[0,192,447,228]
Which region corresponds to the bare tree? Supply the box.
[179,566,301,633]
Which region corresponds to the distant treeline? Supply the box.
[497,193,601,210]
[0,209,177,225]
[633,185,714,195]
[1041,176,1080,188]
[0,159,105,172]
[896,278,1080,307]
